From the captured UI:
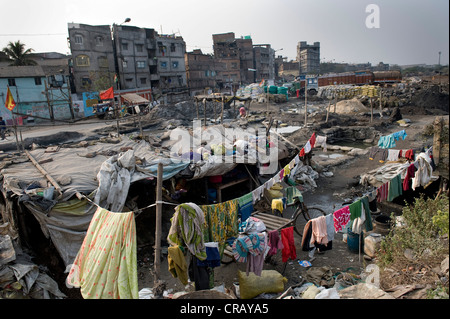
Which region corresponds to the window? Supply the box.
[160,61,167,68]
[122,60,128,68]
[81,77,91,86]
[8,78,16,86]
[136,44,143,52]
[98,56,108,68]
[125,78,133,83]
[121,42,128,50]
[231,63,238,69]
[140,77,147,85]
[74,35,83,44]
[172,61,179,69]
[34,77,42,85]
[170,43,176,52]
[76,55,90,67]
[137,61,145,68]
[95,36,103,46]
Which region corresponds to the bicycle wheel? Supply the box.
[304,207,327,221]
[4,129,15,141]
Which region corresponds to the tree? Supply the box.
[2,40,37,66]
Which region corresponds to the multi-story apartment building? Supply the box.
[185,49,226,96]
[297,41,320,75]
[253,44,275,83]
[67,23,116,93]
[68,23,188,99]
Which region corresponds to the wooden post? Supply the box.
[221,95,224,124]
[304,85,308,126]
[154,162,163,283]
[196,100,199,120]
[333,94,337,113]
[203,98,207,127]
[326,100,331,123]
[24,150,63,196]
[370,97,373,123]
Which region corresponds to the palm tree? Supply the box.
[2,40,37,66]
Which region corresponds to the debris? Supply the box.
[338,283,394,299]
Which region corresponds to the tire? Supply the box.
[304,207,326,221]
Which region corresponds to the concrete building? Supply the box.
[0,65,74,124]
[67,23,116,93]
[297,41,320,75]
[212,32,242,88]
[253,44,275,83]
[185,49,226,96]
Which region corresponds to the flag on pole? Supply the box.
[99,86,114,100]
[114,74,118,83]
[5,86,16,111]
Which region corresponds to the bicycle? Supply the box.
[1,127,15,141]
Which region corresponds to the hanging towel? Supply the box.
[349,199,362,220]
[246,233,267,276]
[168,245,189,285]
[304,140,312,154]
[283,164,291,177]
[286,186,303,205]
[66,207,138,299]
[271,198,284,214]
[315,135,327,152]
[378,134,396,149]
[299,147,305,157]
[376,182,389,202]
[267,230,284,256]
[388,174,403,201]
[238,193,253,222]
[405,149,414,161]
[333,206,350,232]
[325,213,335,241]
[360,196,373,231]
[281,227,296,262]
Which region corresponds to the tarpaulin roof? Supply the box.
[122,93,149,105]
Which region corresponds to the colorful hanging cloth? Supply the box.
[66,207,138,299]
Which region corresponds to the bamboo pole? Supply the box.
[153,162,163,283]
[221,95,224,124]
[24,150,63,196]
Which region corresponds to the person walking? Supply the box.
[0,117,6,140]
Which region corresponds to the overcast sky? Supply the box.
[0,0,448,66]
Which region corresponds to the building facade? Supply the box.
[253,44,275,83]
[0,65,73,124]
[297,41,320,75]
[185,49,226,96]
[67,23,116,93]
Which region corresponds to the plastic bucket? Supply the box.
[347,229,364,254]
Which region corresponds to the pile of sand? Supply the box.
[334,98,369,114]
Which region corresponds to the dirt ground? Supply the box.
[134,98,444,297]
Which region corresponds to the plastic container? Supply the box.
[347,229,364,254]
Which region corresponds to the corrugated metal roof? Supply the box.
[122,93,149,105]
[0,65,45,78]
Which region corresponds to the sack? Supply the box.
[238,270,287,299]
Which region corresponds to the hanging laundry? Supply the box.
[286,186,303,205]
[388,174,403,201]
[309,133,316,148]
[168,245,189,285]
[315,135,327,152]
[238,193,253,222]
[405,149,414,161]
[197,242,221,268]
[387,149,401,162]
[271,198,284,214]
[252,185,264,204]
[201,200,239,254]
[168,203,207,261]
[349,199,362,220]
[283,164,291,177]
[66,207,138,299]
[246,233,268,276]
[310,216,329,246]
[377,130,407,149]
[281,227,296,262]
[403,163,417,191]
[360,196,373,231]
[411,153,434,191]
[304,140,312,154]
[368,146,388,162]
[325,213,335,242]
[376,182,389,202]
[299,147,305,158]
[333,206,350,233]
[267,230,284,256]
